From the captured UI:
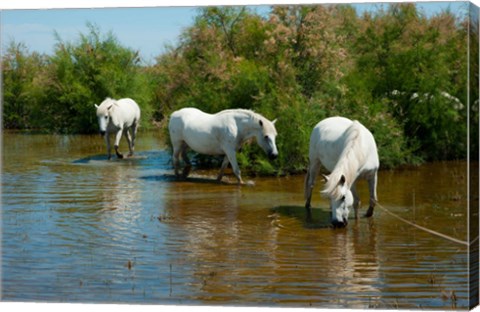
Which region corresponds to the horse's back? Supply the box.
[310,117,350,169]
[310,116,378,172]
[117,98,141,121]
[169,107,225,154]
[170,107,210,122]
[312,116,353,143]
[169,107,214,131]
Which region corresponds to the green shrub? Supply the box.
[2,4,471,172]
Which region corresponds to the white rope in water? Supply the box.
[376,203,471,247]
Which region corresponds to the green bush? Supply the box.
[2,42,47,130]
[3,24,155,133]
[2,4,472,173]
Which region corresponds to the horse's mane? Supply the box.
[216,108,259,120]
[322,121,365,200]
[97,97,116,114]
[217,108,271,127]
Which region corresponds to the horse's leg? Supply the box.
[217,155,230,182]
[351,181,360,219]
[172,142,182,178]
[305,160,321,209]
[105,132,112,160]
[180,143,192,178]
[225,149,243,185]
[114,128,124,159]
[131,122,138,156]
[124,128,133,157]
[365,172,378,217]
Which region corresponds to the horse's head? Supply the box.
[94,98,115,136]
[257,118,278,160]
[322,174,353,228]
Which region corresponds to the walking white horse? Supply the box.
[94,97,141,160]
[168,107,278,184]
[304,116,379,227]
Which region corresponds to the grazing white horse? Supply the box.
[94,97,141,160]
[168,107,278,184]
[304,116,379,227]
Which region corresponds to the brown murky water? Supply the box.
[1,131,476,309]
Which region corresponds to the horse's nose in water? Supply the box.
[332,218,348,228]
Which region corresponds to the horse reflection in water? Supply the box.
[96,163,143,230]
[168,107,278,185]
[160,183,381,307]
[267,220,381,308]
[305,116,379,227]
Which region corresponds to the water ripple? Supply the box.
[1,132,472,309]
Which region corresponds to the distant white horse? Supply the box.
[94,97,141,160]
[304,116,379,227]
[168,107,278,184]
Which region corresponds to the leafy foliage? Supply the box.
[2,42,47,129]
[2,4,474,172]
[3,24,154,133]
[354,4,469,161]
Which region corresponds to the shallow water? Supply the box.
[1,131,476,309]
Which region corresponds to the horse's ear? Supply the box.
[107,104,114,111]
[259,120,263,127]
[338,175,346,186]
[322,174,329,182]
[272,119,277,125]
[94,104,99,109]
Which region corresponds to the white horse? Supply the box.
[168,107,278,184]
[94,97,141,160]
[304,116,379,227]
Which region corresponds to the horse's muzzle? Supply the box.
[332,218,348,228]
[99,131,106,136]
[269,152,278,160]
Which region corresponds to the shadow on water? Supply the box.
[72,150,167,164]
[72,154,109,163]
[139,173,240,185]
[271,205,362,230]
[271,205,333,229]
[73,149,239,186]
